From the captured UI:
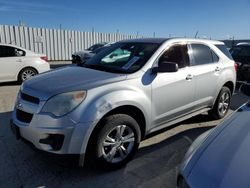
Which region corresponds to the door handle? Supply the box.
[186,74,193,80]
[16,59,22,62]
[215,66,221,72]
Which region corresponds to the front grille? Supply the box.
[72,55,82,64]
[16,109,33,123]
[21,92,40,104]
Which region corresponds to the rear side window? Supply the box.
[159,44,190,68]
[191,44,214,65]
[0,46,15,57]
[0,45,25,57]
[216,44,233,60]
[211,50,219,62]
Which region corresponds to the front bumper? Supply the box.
[12,105,92,155]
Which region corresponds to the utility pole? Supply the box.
[19,20,26,27]
[232,36,235,47]
[153,32,156,38]
[91,27,95,44]
[195,31,199,38]
[116,29,119,41]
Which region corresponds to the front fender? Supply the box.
[73,89,151,163]
[73,89,151,125]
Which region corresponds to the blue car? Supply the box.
[178,84,250,188]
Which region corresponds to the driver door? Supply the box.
[151,43,196,128]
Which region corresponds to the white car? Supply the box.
[0,43,50,83]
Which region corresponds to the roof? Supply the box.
[119,38,169,44]
[0,43,22,48]
[118,37,223,45]
[236,42,250,46]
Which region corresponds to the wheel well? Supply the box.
[85,105,146,159]
[223,81,234,95]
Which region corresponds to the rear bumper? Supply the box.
[36,61,50,73]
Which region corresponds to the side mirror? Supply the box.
[152,61,178,74]
[240,83,250,97]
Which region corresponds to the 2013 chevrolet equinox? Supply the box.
[10,38,236,169]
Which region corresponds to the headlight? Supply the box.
[41,90,87,117]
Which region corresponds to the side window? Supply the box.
[15,48,25,56]
[0,46,15,57]
[211,50,219,62]
[191,44,214,65]
[159,44,190,68]
[216,44,233,60]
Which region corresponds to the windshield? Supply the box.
[82,42,160,73]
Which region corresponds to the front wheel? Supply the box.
[95,114,141,169]
[209,86,231,120]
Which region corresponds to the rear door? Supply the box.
[189,43,222,108]
[0,45,25,81]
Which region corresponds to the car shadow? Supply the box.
[0,91,248,188]
[0,81,20,87]
[0,110,215,188]
[50,63,72,69]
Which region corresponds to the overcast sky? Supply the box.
[0,0,250,39]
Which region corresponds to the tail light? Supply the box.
[234,63,238,72]
[40,56,48,62]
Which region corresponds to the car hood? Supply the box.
[188,106,250,188]
[22,66,126,101]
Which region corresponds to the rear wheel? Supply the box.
[209,86,231,119]
[95,114,141,169]
[18,67,38,83]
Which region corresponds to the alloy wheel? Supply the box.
[21,69,36,81]
[218,92,230,115]
[101,125,135,163]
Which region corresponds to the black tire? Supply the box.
[18,67,38,83]
[209,86,231,120]
[94,114,141,170]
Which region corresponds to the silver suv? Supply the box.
[10,38,236,169]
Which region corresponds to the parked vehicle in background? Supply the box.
[177,83,250,188]
[11,38,236,169]
[72,42,110,64]
[230,43,250,81]
[0,44,50,83]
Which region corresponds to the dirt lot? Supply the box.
[0,63,249,188]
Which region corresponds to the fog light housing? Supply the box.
[39,134,64,151]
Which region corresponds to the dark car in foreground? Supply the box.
[230,43,250,81]
[178,84,250,188]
